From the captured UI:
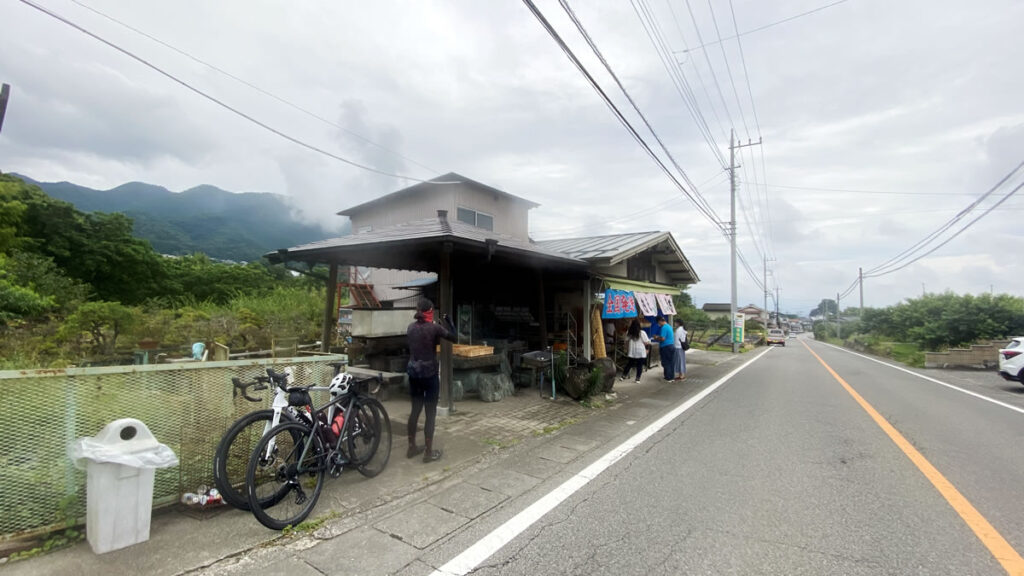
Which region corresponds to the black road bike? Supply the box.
[244,374,391,530]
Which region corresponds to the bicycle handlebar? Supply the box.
[231,376,271,403]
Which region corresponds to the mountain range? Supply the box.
[15,175,346,262]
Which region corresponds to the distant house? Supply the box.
[702,303,731,319]
[702,303,766,325]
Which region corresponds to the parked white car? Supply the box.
[998,337,1024,382]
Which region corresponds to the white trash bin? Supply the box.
[69,418,179,554]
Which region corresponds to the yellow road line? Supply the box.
[802,341,1024,575]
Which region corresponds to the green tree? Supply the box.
[59,301,136,356]
[810,299,837,318]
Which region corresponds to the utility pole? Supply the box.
[836,292,841,339]
[763,257,775,328]
[729,129,762,353]
[859,267,864,315]
[775,286,780,329]
[0,84,10,137]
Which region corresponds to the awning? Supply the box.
[602,277,680,296]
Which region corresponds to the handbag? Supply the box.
[681,337,690,351]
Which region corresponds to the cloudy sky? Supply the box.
[2,0,1022,315]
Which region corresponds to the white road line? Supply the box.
[429,347,773,576]
[818,341,1024,416]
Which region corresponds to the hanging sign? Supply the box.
[655,293,677,315]
[633,292,658,317]
[602,289,638,319]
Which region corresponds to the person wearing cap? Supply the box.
[406,297,456,463]
[653,316,676,381]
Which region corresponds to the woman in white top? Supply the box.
[673,318,687,381]
[622,318,651,382]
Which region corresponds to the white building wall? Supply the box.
[344,182,533,304]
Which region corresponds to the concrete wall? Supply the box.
[351,308,416,338]
[924,340,1011,369]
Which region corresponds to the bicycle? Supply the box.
[213,362,362,510]
[244,373,391,530]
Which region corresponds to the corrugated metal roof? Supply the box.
[338,172,540,217]
[536,231,699,284]
[536,231,667,262]
[272,214,585,269]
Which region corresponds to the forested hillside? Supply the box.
[14,174,344,262]
[0,173,330,369]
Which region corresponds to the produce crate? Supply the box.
[436,344,496,357]
[454,344,494,357]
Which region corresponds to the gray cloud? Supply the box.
[2,0,1022,312]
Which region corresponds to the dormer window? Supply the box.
[456,207,494,231]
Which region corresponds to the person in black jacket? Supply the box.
[406,298,456,462]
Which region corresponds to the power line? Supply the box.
[557,0,722,225]
[864,161,1024,277]
[864,174,1024,279]
[635,0,729,169]
[682,0,736,134]
[677,0,852,54]
[706,0,751,141]
[521,0,726,232]
[18,0,442,183]
[535,171,729,238]
[69,0,439,176]
[769,183,980,196]
[728,0,774,262]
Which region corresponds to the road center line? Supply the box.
[429,347,774,576]
[819,341,1024,416]
[802,341,1024,575]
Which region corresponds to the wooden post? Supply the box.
[439,242,454,413]
[320,263,338,353]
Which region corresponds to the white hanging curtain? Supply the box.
[633,292,658,317]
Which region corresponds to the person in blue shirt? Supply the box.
[654,316,676,381]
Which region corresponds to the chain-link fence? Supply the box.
[0,355,346,541]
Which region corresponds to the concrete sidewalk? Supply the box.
[2,348,741,576]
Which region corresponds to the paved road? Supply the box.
[422,338,1024,575]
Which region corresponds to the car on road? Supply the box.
[766,328,786,346]
[998,337,1024,382]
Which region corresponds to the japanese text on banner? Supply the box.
[602,289,638,319]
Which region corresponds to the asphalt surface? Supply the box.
[423,337,1024,575]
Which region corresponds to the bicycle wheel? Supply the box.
[347,397,392,478]
[213,409,297,510]
[246,421,326,530]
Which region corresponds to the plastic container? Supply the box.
[69,418,179,554]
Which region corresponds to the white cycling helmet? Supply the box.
[329,372,352,395]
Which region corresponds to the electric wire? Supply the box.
[864,160,1024,276]
[536,171,729,238]
[558,0,722,226]
[706,0,751,141]
[664,0,730,147]
[677,0,852,54]
[633,0,729,169]
[864,177,1024,278]
[17,0,444,183]
[682,0,737,135]
[521,0,726,232]
[69,0,439,176]
[769,183,979,196]
[728,0,774,262]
